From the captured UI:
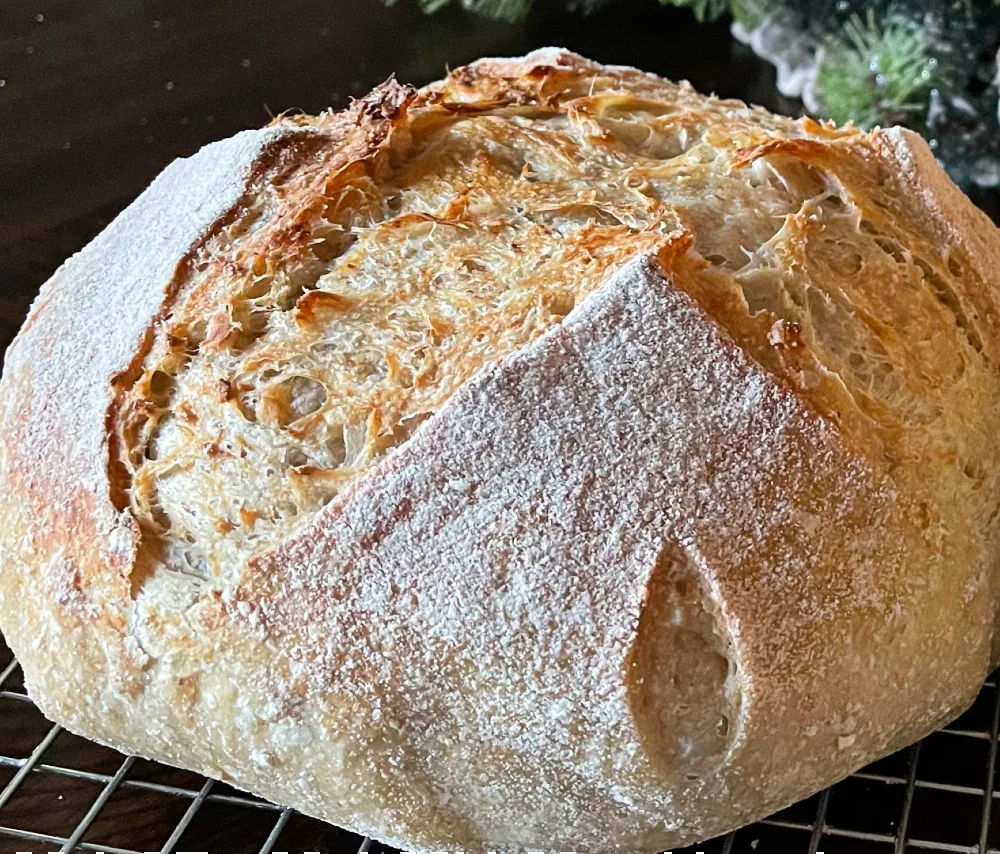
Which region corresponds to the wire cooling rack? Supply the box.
[1,630,999,854]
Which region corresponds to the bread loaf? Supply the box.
[3,48,1000,851]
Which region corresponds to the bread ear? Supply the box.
[0,125,319,734]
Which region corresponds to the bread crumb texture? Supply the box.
[116,53,1000,591]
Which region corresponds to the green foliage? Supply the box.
[658,0,731,22]
[727,0,773,29]
[386,0,532,22]
[460,0,532,22]
[815,10,941,129]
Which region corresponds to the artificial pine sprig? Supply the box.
[658,0,730,22]
[727,0,773,29]
[385,0,530,22]
[460,0,532,22]
[815,10,941,129]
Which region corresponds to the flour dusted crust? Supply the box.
[2,49,1000,852]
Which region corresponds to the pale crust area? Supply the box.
[1,49,999,852]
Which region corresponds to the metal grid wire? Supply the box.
[1,630,999,854]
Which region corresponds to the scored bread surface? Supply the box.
[2,48,1000,851]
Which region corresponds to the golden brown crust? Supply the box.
[0,122,328,700]
[2,48,1000,852]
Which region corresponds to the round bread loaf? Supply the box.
[2,48,1000,852]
